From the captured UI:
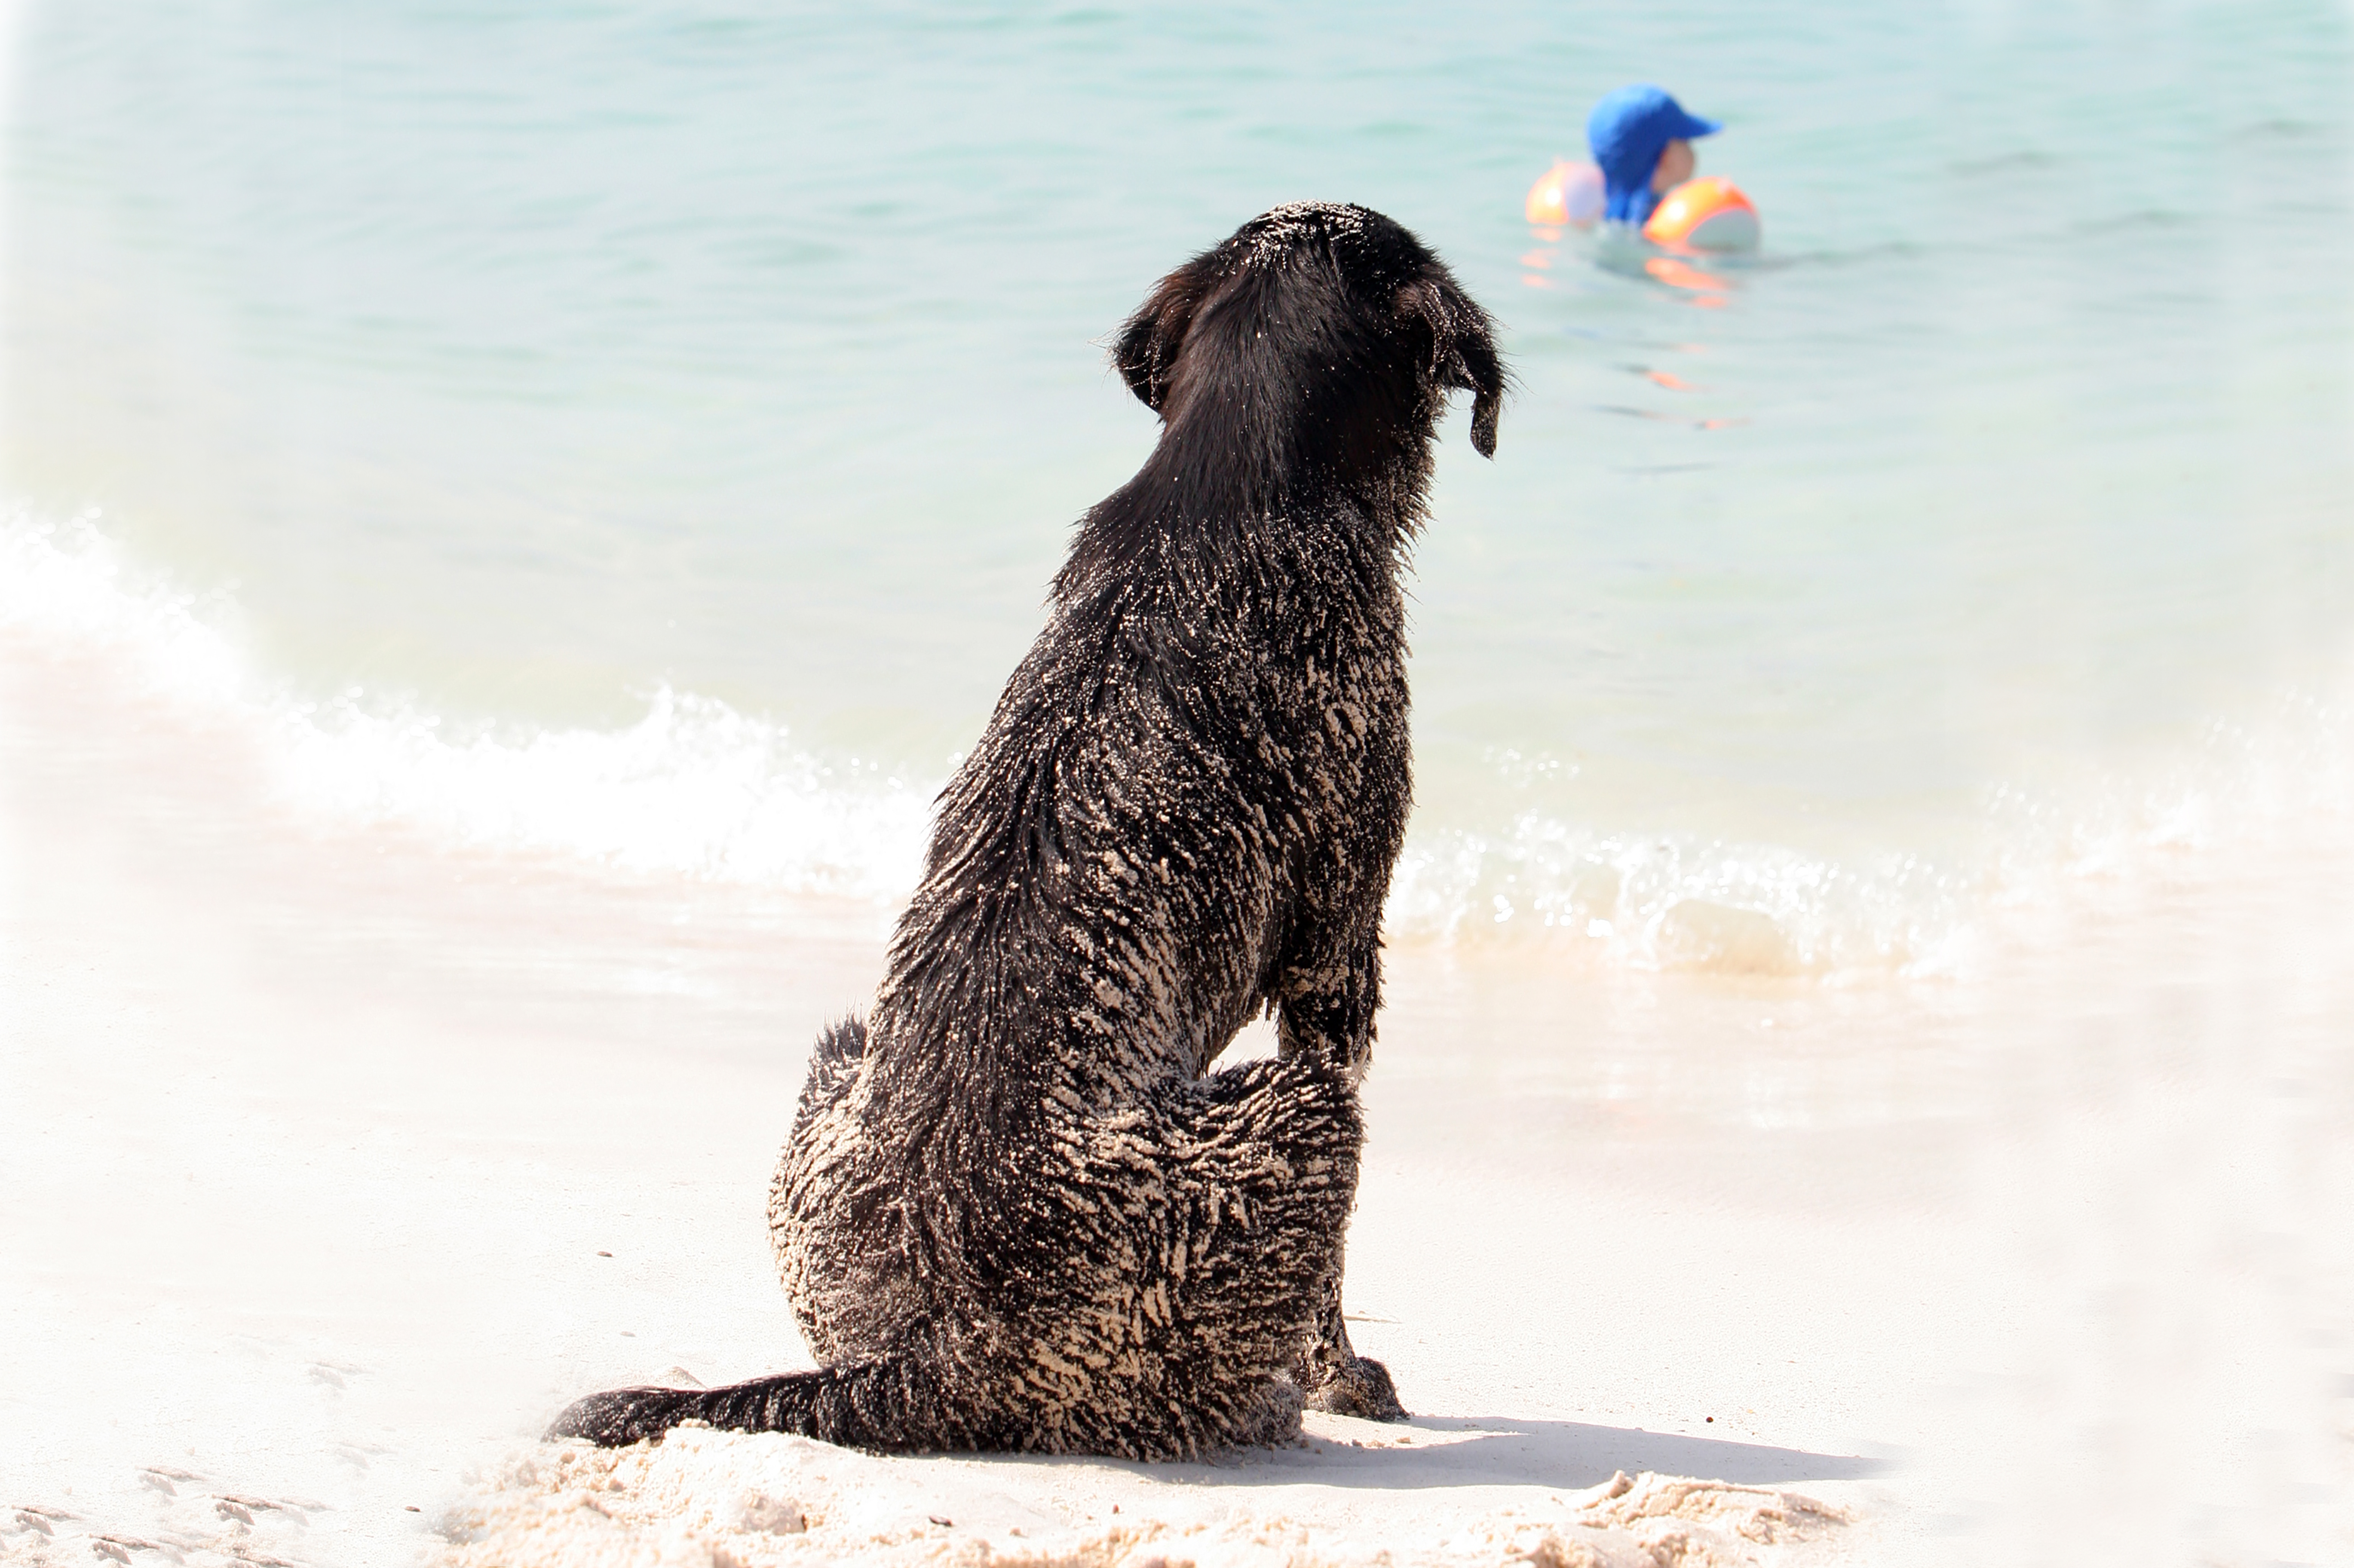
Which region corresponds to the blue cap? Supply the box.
[1587,84,1723,224]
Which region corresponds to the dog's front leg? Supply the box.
[1275,930,1408,1421]
[1297,1273,1407,1421]
[1272,940,1380,1077]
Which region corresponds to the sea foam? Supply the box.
[0,509,929,901]
[9,507,2341,985]
[1386,815,1971,977]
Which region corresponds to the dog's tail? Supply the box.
[546,1355,962,1451]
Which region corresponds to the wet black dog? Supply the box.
[552,202,1503,1458]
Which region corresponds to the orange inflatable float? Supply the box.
[1524,159,1605,227]
[1640,176,1760,251]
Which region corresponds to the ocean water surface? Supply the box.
[4,0,2350,968]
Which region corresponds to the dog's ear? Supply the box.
[1114,259,1216,414]
[1396,272,1505,457]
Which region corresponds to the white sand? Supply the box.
[6,629,2351,1568]
[433,1427,1852,1568]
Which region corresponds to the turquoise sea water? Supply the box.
[5,0,2351,968]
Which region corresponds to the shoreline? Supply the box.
[6,619,2349,1567]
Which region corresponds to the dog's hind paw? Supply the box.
[546,1386,696,1447]
[1304,1354,1407,1423]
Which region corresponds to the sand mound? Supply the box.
[427,1424,1850,1568]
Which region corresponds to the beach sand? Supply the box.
[5,623,2349,1568]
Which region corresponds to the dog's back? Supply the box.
[552,202,1502,1456]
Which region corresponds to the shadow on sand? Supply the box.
[1279,1415,1889,1490]
[975,1415,1888,1495]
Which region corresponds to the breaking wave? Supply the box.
[1385,816,1972,977]
[0,508,930,901]
[9,507,2345,983]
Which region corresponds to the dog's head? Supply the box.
[1113,202,1506,466]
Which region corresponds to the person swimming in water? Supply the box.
[1587,84,1723,227]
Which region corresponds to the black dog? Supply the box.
[552,202,1503,1458]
